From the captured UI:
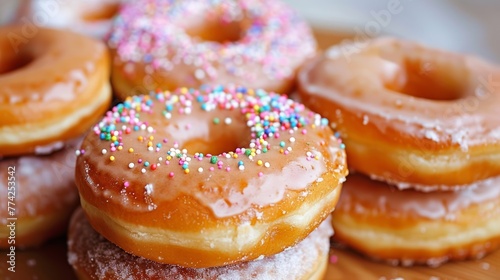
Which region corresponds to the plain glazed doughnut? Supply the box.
[16,0,122,39]
[331,173,500,266]
[0,26,111,157]
[108,0,316,100]
[298,37,500,190]
[68,207,333,280]
[0,140,81,249]
[75,86,347,268]
[0,1,21,25]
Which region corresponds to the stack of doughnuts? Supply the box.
[0,25,111,248]
[298,37,500,266]
[62,1,348,278]
[107,0,317,100]
[68,85,348,279]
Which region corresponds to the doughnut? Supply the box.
[68,207,333,280]
[0,26,112,157]
[0,140,81,249]
[331,173,500,266]
[108,0,316,100]
[16,0,122,39]
[75,85,347,268]
[298,37,500,190]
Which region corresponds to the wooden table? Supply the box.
[325,244,499,280]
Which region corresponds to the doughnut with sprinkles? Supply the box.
[108,0,316,99]
[75,85,347,268]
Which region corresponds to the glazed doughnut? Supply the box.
[0,140,80,249]
[16,0,122,39]
[298,37,500,190]
[331,173,500,266]
[0,26,112,157]
[108,0,316,100]
[68,207,333,280]
[75,86,347,268]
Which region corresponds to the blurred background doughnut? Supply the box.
[15,0,123,39]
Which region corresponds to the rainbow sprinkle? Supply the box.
[85,86,340,180]
[107,0,316,83]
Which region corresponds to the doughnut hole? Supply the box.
[163,112,252,156]
[0,40,34,75]
[383,54,471,101]
[183,13,247,43]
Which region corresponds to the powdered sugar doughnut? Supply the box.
[0,140,81,249]
[68,207,333,280]
[108,0,316,99]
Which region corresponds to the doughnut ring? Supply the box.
[298,37,500,190]
[75,85,347,268]
[0,26,111,157]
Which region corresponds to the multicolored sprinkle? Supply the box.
[107,0,316,81]
[84,85,341,178]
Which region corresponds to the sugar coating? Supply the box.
[0,138,81,223]
[68,208,333,280]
